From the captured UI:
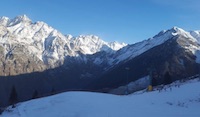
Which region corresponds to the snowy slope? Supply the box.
[108,27,200,65]
[2,78,200,117]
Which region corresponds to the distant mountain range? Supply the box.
[0,15,126,76]
[0,15,200,107]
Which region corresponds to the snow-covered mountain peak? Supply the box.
[150,27,197,42]
[108,27,200,66]
[151,27,185,40]
[168,26,195,39]
[69,34,126,55]
[108,41,127,51]
[0,16,9,20]
[166,26,185,33]
[16,14,30,21]
[0,16,10,26]
[8,15,31,26]
[111,28,176,64]
[0,15,127,66]
[75,35,101,44]
[152,27,200,64]
[70,35,110,54]
[172,26,183,31]
[172,26,185,33]
[190,30,200,42]
[65,34,73,40]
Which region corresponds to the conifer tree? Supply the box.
[9,85,18,108]
[32,90,39,99]
[164,72,172,85]
[51,87,55,95]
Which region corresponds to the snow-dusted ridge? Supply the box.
[2,77,200,117]
[0,15,127,65]
[69,35,127,55]
[108,26,200,65]
[1,15,200,70]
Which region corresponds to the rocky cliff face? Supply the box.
[0,43,46,76]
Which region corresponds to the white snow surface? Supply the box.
[2,78,200,117]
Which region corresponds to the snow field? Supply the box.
[2,78,200,117]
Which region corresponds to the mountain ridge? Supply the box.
[1,15,200,108]
[88,27,200,91]
[0,15,127,75]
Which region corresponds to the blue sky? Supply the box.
[0,0,200,44]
